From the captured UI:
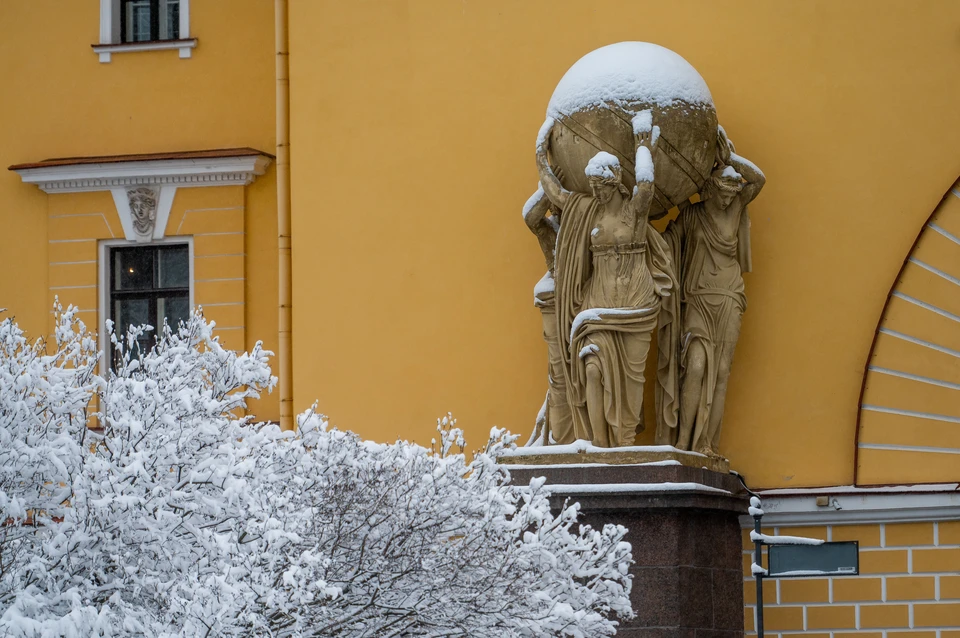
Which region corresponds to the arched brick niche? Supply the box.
[857,179,960,485]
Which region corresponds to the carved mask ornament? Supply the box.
[127,187,158,240]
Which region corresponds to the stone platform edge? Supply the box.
[503,462,748,514]
[498,443,730,473]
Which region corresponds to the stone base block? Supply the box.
[506,462,748,637]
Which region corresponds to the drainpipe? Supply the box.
[276,0,294,430]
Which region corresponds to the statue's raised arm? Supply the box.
[629,110,658,221]
[727,151,765,206]
[535,117,571,210]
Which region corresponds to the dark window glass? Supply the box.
[158,296,190,328]
[109,244,190,362]
[157,245,189,288]
[121,0,180,43]
[114,297,152,354]
[114,248,153,290]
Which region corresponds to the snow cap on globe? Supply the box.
[547,41,713,117]
[544,42,718,213]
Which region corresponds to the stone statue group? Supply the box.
[525,113,764,458]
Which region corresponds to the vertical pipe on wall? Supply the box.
[276,0,294,430]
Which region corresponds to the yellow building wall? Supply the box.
[46,186,247,347]
[288,0,960,487]
[743,522,960,636]
[0,1,280,419]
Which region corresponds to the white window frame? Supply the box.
[95,0,195,63]
[98,236,194,374]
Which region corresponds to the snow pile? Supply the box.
[584,151,620,180]
[0,307,634,637]
[548,482,730,496]
[534,270,555,298]
[730,152,764,180]
[504,440,710,459]
[635,146,654,183]
[631,110,653,135]
[631,110,659,184]
[522,183,546,221]
[578,343,600,360]
[547,42,713,118]
[750,531,825,546]
[536,116,555,151]
[571,306,653,340]
[721,165,742,180]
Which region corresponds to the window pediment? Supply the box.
[10,147,272,242]
[9,148,273,194]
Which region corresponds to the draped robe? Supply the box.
[655,201,751,448]
[554,192,676,445]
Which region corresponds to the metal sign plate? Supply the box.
[768,541,859,578]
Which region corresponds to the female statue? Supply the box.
[656,129,765,456]
[536,115,676,447]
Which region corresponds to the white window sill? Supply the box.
[92,38,197,63]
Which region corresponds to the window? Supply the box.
[95,0,194,62]
[110,244,190,358]
[121,0,179,43]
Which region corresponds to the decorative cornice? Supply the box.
[10,151,272,194]
[738,484,960,527]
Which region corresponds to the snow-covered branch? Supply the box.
[0,308,633,636]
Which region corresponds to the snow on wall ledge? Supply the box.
[501,440,709,458]
[547,42,714,118]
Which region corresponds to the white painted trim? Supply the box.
[179,0,191,51]
[740,486,960,527]
[879,328,960,359]
[859,442,960,455]
[892,291,960,324]
[99,0,114,44]
[929,222,960,246]
[97,237,194,375]
[96,0,192,63]
[154,186,176,240]
[861,403,960,424]
[14,155,271,194]
[110,190,135,241]
[869,365,960,391]
[909,257,960,288]
[93,39,197,63]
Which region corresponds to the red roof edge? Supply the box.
[9,147,275,171]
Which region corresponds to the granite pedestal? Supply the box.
[507,460,748,638]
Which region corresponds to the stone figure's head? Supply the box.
[704,165,743,209]
[585,152,630,204]
[127,187,158,237]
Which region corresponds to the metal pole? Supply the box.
[753,509,764,638]
[275,0,294,430]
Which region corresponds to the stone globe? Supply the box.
[545,42,718,215]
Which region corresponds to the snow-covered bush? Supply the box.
[0,308,633,637]
[0,305,99,611]
[220,414,634,637]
